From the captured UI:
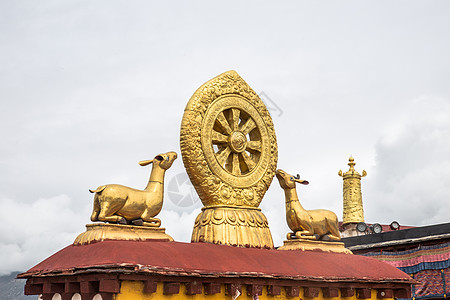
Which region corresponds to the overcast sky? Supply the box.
[1,1,449,275]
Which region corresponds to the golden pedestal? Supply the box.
[73,223,173,246]
[278,238,352,254]
[191,206,274,249]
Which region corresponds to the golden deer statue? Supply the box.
[89,151,177,227]
[275,169,341,241]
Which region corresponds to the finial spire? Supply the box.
[348,157,355,170]
[339,157,367,224]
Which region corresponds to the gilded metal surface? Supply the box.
[180,71,278,207]
[275,169,341,241]
[90,151,177,227]
[191,205,273,249]
[181,71,277,248]
[338,157,367,224]
[278,239,352,254]
[73,223,173,245]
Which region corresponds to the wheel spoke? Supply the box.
[246,140,261,152]
[241,151,256,170]
[216,112,232,135]
[216,147,231,166]
[240,118,256,135]
[232,153,240,175]
[231,108,240,131]
[212,131,229,144]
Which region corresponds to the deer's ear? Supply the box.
[139,159,154,166]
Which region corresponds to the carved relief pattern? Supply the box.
[180,71,278,208]
[342,178,364,223]
[191,207,273,248]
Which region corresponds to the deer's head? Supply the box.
[275,169,309,190]
[139,151,178,170]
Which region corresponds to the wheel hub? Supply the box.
[229,131,247,153]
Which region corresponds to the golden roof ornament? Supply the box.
[275,169,351,254]
[275,169,340,241]
[180,70,278,248]
[74,152,177,245]
[338,157,367,224]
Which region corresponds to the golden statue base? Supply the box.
[73,223,173,246]
[191,206,274,249]
[278,238,352,254]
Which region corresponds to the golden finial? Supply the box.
[348,156,355,170]
[339,157,367,224]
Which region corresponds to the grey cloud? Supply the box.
[0,195,88,275]
[365,95,450,226]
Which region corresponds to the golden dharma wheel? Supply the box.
[180,71,278,208]
[201,95,270,187]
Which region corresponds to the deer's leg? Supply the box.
[97,199,127,224]
[323,234,341,241]
[295,231,317,240]
[295,222,317,240]
[326,219,341,241]
[140,210,161,227]
[140,217,161,227]
[97,212,127,224]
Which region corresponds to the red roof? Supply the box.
[20,240,412,284]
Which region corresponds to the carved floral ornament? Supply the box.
[194,206,269,228]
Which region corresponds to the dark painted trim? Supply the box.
[323,287,339,298]
[204,283,221,294]
[342,223,450,248]
[185,281,202,295]
[163,282,180,295]
[23,273,412,298]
